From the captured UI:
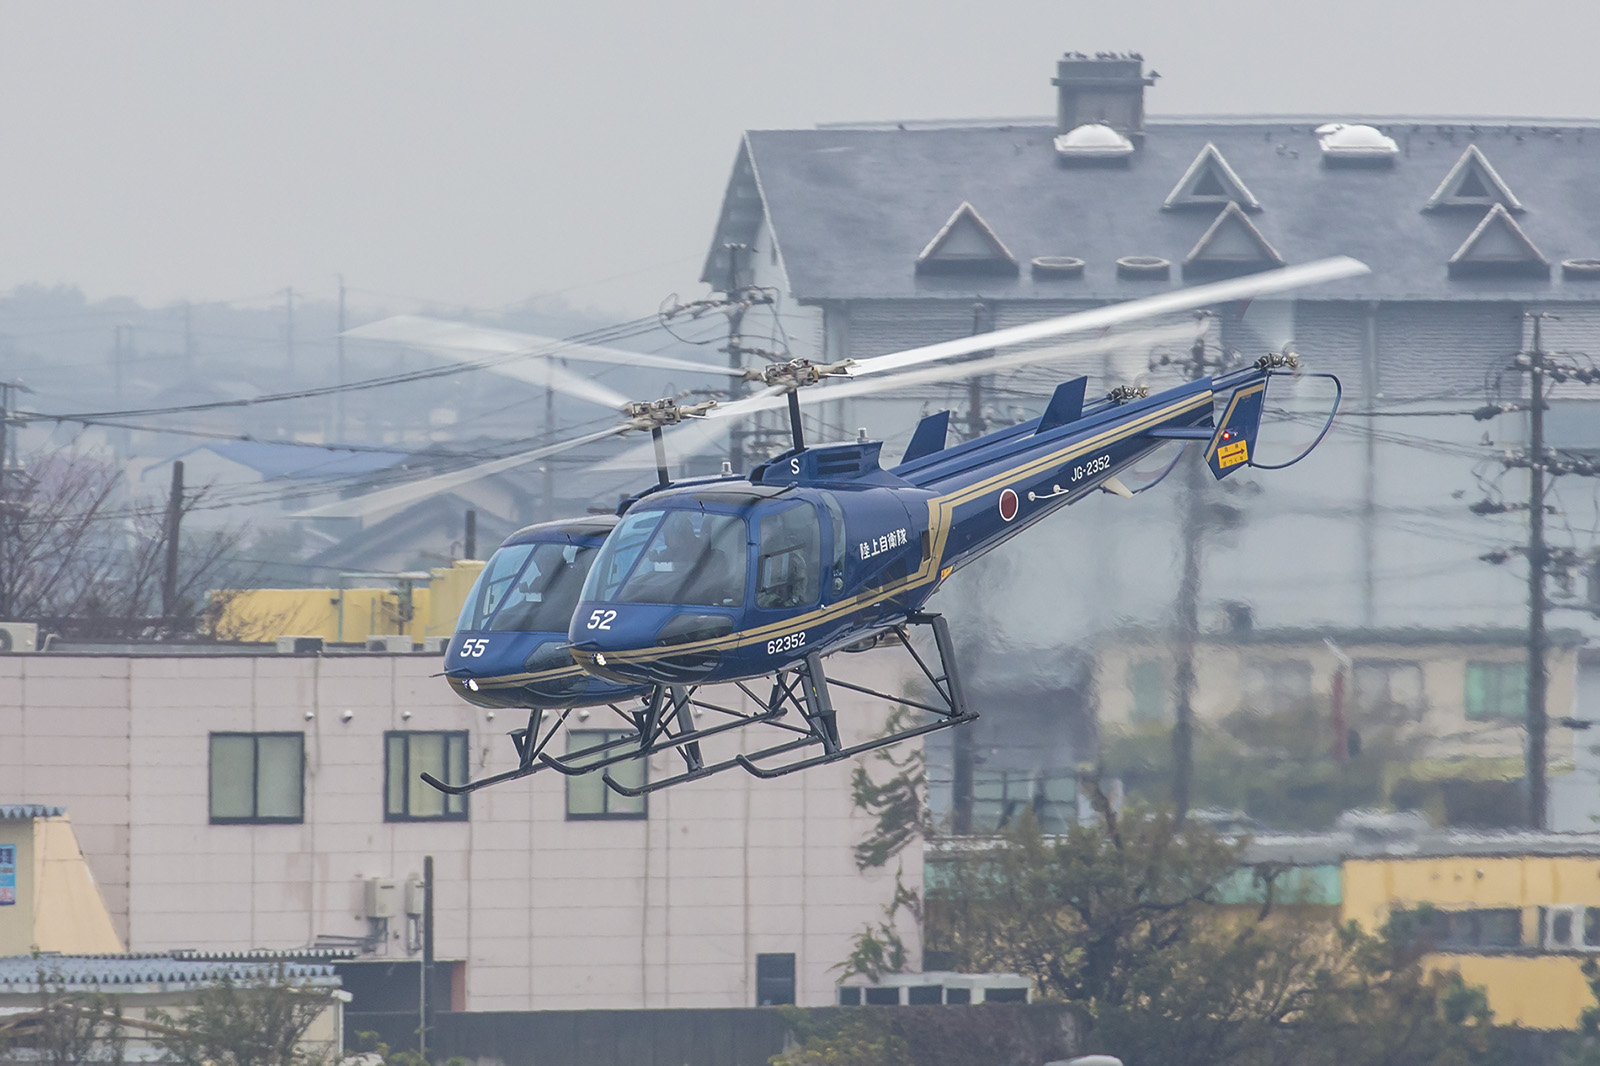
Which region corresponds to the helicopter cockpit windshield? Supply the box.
[586,508,748,607]
[458,541,598,632]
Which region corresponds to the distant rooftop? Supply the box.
[710,51,1600,304]
[0,805,64,820]
[0,952,340,991]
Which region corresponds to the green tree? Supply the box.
[0,966,127,1066]
[150,965,339,1066]
[839,758,1495,1066]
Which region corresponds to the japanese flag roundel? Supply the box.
[999,488,1019,522]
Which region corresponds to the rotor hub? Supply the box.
[621,397,717,429]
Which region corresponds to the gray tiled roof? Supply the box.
[0,954,338,991]
[724,120,1600,302]
[0,805,65,819]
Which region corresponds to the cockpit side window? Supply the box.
[615,511,748,607]
[457,543,534,631]
[755,503,821,610]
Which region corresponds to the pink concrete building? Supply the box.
[2,648,919,1010]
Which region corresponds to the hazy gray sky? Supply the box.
[1,1,1596,318]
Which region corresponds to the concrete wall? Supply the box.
[0,652,917,1011]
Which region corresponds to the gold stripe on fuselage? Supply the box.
[457,664,588,689]
[569,391,1214,670]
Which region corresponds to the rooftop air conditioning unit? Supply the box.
[365,635,416,653]
[421,636,449,654]
[276,636,324,655]
[0,622,38,653]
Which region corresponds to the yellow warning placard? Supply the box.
[1218,440,1249,468]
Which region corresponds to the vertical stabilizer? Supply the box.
[1204,381,1267,479]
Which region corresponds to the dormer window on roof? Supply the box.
[1315,123,1399,166]
[1053,123,1134,164]
[1182,202,1285,279]
[1163,143,1261,212]
[1425,145,1524,212]
[1447,203,1548,278]
[915,202,1019,276]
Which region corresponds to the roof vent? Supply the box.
[1116,255,1170,280]
[1425,145,1524,212]
[1562,258,1600,281]
[1163,143,1261,212]
[915,202,1019,276]
[1315,123,1399,166]
[1031,256,1085,279]
[1053,123,1133,164]
[1447,203,1548,278]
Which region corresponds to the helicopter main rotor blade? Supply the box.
[292,424,632,520]
[349,315,748,385]
[347,316,634,410]
[846,256,1369,378]
[688,322,1207,427]
[602,323,1202,470]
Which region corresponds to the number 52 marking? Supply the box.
[586,609,617,631]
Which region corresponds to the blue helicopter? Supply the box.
[341,257,1368,797]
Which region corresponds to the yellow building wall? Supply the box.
[33,816,123,954]
[212,587,429,642]
[0,820,36,956]
[210,561,485,644]
[427,560,485,635]
[1344,854,1600,1029]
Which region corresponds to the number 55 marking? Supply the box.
[460,638,489,657]
[587,609,616,631]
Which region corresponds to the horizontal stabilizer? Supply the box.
[903,410,951,463]
[1037,377,1088,435]
[1101,476,1134,499]
[1205,381,1268,479]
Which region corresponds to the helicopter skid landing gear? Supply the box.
[600,610,977,797]
[423,613,977,798]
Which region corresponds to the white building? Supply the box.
[1,647,918,1011]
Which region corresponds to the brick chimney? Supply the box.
[1052,52,1156,139]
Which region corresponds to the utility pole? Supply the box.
[464,509,477,560]
[544,371,556,515]
[1525,313,1549,830]
[421,854,435,1057]
[1472,312,1600,829]
[0,382,16,619]
[950,300,995,835]
[183,301,195,377]
[284,287,295,379]
[162,461,185,625]
[112,325,125,409]
[336,277,346,441]
[1169,329,1228,821]
[725,245,750,475]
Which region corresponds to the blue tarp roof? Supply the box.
[174,441,408,481]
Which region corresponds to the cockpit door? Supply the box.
[753,502,824,611]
